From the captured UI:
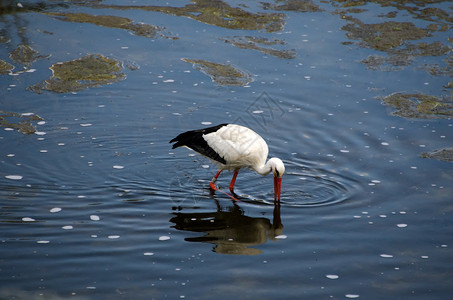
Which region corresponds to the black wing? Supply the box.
[169,123,228,165]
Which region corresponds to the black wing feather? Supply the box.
[169,123,228,164]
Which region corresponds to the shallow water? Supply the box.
[1,0,452,299]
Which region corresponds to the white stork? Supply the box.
[170,123,285,201]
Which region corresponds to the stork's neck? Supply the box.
[253,160,273,176]
[254,157,283,176]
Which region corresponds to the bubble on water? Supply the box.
[5,175,23,180]
[90,215,100,221]
[35,131,46,135]
[380,254,393,258]
[80,123,92,127]
[37,121,46,125]
[381,142,389,146]
[201,121,212,125]
[7,153,15,157]
[21,112,34,116]
[345,294,360,299]
[397,224,408,228]
[50,207,62,213]
[37,240,50,244]
[22,217,35,222]
[62,225,73,230]
[326,274,339,279]
[108,235,120,239]
[163,79,175,83]
[159,236,171,241]
[58,143,65,146]
[144,252,154,256]
[275,234,287,239]
[40,150,48,153]
[421,255,429,259]
[201,165,210,169]
[113,165,124,169]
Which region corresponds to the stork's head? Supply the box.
[269,157,285,202]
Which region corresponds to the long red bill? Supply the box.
[274,177,282,202]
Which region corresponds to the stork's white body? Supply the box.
[170,123,285,201]
[202,124,268,172]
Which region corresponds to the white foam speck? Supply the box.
[35,131,46,135]
[345,294,360,299]
[380,254,393,258]
[421,255,429,259]
[144,252,154,256]
[201,121,212,125]
[21,112,34,116]
[326,274,339,279]
[50,207,62,213]
[108,235,120,239]
[163,79,175,83]
[5,175,23,180]
[90,215,100,221]
[201,165,210,169]
[40,150,48,153]
[7,154,15,157]
[159,236,171,241]
[252,110,264,114]
[397,224,408,228]
[381,142,389,146]
[62,225,73,230]
[37,121,46,125]
[37,240,50,244]
[80,123,92,127]
[113,165,124,169]
[275,234,287,240]
[22,217,35,222]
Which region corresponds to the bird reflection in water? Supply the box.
[170,201,283,255]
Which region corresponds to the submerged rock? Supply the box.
[29,54,125,93]
[182,58,253,86]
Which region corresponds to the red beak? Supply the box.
[274,176,282,202]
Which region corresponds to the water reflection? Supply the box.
[170,201,283,255]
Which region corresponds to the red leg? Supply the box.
[228,170,239,193]
[209,170,222,191]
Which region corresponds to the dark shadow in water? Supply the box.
[170,200,283,255]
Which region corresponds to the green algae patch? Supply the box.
[91,0,285,32]
[9,45,49,66]
[45,12,163,38]
[30,54,125,94]
[223,36,296,59]
[342,19,430,52]
[378,93,453,119]
[0,111,43,135]
[262,0,323,12]
[421,148,453,163]
[182,58,253,86]
[0,59,14,74]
